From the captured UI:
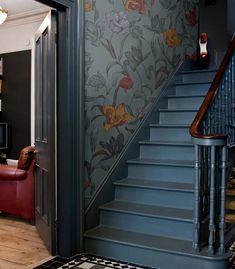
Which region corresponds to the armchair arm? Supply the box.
[0,165,27,181]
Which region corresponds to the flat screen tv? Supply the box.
[0,122,8,150]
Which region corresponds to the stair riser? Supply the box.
[150,127,191,142]
[115,186,194,209]
[159,111,197,124]
[85,239,229,269]
[168,97,204,110]
[100,210,193,240]
[180,72,216,83]
[139,144,194,161]
[128,163,194,183]
[175,84,209,96]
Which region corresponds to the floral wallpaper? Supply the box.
[84,0,199,205]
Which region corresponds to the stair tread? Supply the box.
[167,94,205,98]
[84,225,193,254]
[149,123,190,128]
[180,69,217,74]
[159,108,197,112]
[114,177,194,192]
[127,158,194,167]
[139,140,193,146]
[175,81,211,86]
[100,200,194,221]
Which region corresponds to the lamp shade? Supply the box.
[0,6,7,24]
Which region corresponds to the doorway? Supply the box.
[0,0,83,259]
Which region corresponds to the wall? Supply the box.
[0,51,31,159]
[84,0,199,205]
[199,0,227,65]
[227,0,235,41]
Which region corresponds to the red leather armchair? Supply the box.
[0,146,35,222]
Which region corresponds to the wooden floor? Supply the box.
[0,214,52,269]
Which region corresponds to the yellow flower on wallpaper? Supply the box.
[125,0,145,14]
[85,0,93,12]
[163,28,180,48]
[102,104,132,130]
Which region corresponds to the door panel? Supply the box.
[34,10,57,255]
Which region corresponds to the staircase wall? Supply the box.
[84,0,199,209]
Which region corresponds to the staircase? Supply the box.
[84,68,231,269]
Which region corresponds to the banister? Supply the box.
[190,34,235,141]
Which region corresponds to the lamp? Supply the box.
[0,6,7,24]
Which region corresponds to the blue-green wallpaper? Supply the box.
[84,0,198,205]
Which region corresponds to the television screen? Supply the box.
[0,123,8,149]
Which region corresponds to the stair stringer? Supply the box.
[85,60,184,230]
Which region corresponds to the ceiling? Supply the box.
[0,0,47,16]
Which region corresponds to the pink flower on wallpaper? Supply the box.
[185,7,198,27]
[106,11,130,34]
[119,76,134,92]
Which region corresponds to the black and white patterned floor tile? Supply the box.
[57,255,152,269]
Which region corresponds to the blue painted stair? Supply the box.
[84,68,231,269]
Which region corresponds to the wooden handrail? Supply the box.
[190,34,235,140]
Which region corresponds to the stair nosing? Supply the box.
[167,94,205,99]
[114,177,194,193]
[159,108,197,112]
[175,81,211,86]
[139,140,193,147]
[149,123,190,128]
[84,226,230,260]
[180,69,217,74]
[127,158,194,167]
[100,200,194,222]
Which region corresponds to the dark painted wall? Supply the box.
[199,0,227,52]
[227,0,235,41]
[0,50,31,159]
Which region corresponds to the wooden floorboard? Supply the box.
[0,215,52,269]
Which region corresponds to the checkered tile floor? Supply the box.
[34,244,235,269]
[33,254,153,269]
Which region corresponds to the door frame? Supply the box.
[36,0,84,257]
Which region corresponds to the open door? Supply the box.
[34,10,57,255]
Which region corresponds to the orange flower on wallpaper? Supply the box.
[163,28,180,48]
[102,104,132,130]
[85,0,93,12]
[125,0,145,14]
[185,7,197,27]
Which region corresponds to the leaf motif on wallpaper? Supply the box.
[94,4,99,22]
[125,126,135,134]
[118,34,129,61]
[106,61,124,75]
[85,52,93,82]
[125,104,135,117]
[91,149,111,161]
[85,20,105,46]
[145,65,154,80]
[159,0,173,9]
[101,39,117,59]
[84,161,94,179]
[125,45,144,70]
[99,133,124,157]
[172,53,181,67]
[89,128,99,153]
[87,72,106,89]
[85,95,105,103]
